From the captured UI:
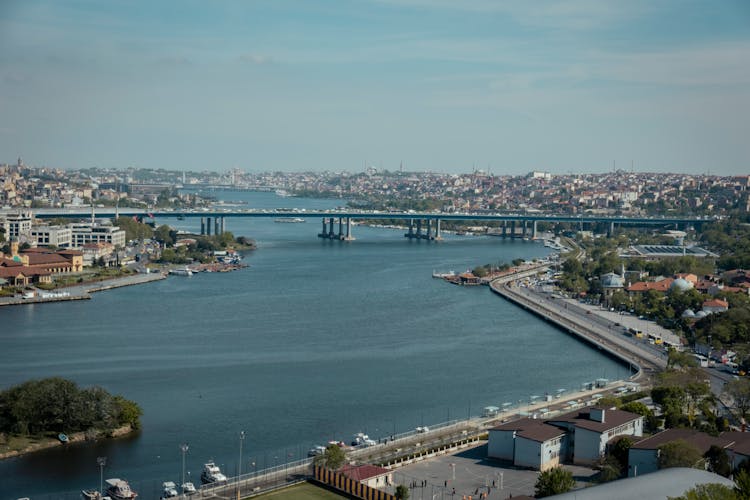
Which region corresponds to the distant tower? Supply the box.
[17,157,23,168]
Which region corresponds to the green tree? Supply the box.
[668,483,737,500]
[658,440,703,469]
[154,225,174,246]
[114,395,143,429]
[395,484,409,500]
[723,378,750,423]
[534,466,576,498]
[734,468,750,500]
[705,445,731,477]
[314,443,346,470]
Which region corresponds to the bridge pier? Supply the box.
[344,217,355,241]
[502,221,507,238]
[434,219,442,240]
[532,220,538,240]
[214,218,220,235]
[206,217,212,236]
[608,221,615,237]
[200,217,206,235]
[405,219,415,238]
[511,220,516,238]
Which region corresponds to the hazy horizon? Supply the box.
[1,1,749,175]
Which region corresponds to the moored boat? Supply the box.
[58,433,69,443]
[200,462,227,484]
[104,478,137,500]
[181,482,197,495]
[169,268,193,276]
[81,490,111,500]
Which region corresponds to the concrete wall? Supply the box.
[514,436,543,470]
[572,428,603,465]
[487,430,516,460]
[627,448,659,477]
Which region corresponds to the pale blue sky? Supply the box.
[1,0,749,174]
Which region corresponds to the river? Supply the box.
[0,191,630,498]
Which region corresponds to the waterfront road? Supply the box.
[489,275,668,379]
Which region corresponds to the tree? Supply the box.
[395,485,409,500]
[658,440,703,469]
[723,378,750,423]
[668,483,737,500]
[154,225,174,246]
[705,445,731,477]
[734,468,750,500]
[534,466,576,498]
[314,443,345,470]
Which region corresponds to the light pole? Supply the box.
[238,431,245,496]
[450,463,455,481]
[97,456,106,496]
[180,443,189,490]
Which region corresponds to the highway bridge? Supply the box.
[10,207,707,241]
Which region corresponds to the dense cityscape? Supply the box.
[3,0,750,499]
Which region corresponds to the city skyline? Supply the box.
[1,0,749,175]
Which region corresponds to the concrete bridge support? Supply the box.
[405,219,415,239]
[532,220,538,240]
[344,217,355,241]
[425,219,431,240]
[523,221,528,238]
[502,221,507,238]
[200,217,206,235]
[608,221,615,237]
[434,219,443,240]
[328,217,336,239]
[511,220,516,238]
[416,220,423,238]
[214,218,220,235]
[206,217,212,236]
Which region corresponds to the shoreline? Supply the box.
[0,272,167,307]
[0,424,135,461]
[488,270,667,380]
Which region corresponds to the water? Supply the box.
[0,191,630,498]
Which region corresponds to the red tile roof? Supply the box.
[339,464,390,481]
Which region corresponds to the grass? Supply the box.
[0,433,55,455]
[246,482,348,500]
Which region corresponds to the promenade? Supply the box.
[489,271,668,379]
[0,271,166,307]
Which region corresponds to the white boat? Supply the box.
[275,189,291,197]
[161,482,178,498]
[104,478,138,500]
[200,462,227,484]
[274,217,305,223]
[169,268,193,276]
[181,482,197,495]
[307,445,327,457]
[81,491,112,500]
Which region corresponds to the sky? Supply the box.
[0,1,749,175]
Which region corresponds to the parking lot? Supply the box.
[381,443,597,500]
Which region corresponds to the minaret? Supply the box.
[91,203,95,224]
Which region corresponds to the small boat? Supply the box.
[81,490,111,500]
[105,478,137,500]
[181,482,197,495]
[274,217,305,223]
[200,462,227,485]
[161,481,178,498]
[169,268,193,277]
[58,433,69,443]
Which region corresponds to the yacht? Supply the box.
[181,482,197,495]
[161,482,178,498]
[104,478,138,500]
[200,462,227,484]
[81,491,111,500]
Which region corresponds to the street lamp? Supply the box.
[180,443,189,491]
[97,456,106,496]
[238,431,245,495]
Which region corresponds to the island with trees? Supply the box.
[0,377,142,459]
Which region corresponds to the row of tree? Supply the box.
[0,377,142,436]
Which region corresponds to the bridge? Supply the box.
[22,208,706,241]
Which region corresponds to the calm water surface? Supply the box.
[0,192,630,498]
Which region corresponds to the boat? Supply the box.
[81,490,111,500]
[275,189,291,197]
[432,270,456,279]
[104,478,138,500]
[307,445,326,457]
[169,268,193,277]
[274,217,305,223]
[161,481,178,498]
[58,433,69,443]
[200,462,227,484]
[181,482,197,495]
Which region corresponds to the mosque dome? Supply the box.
[601,272,624,289]
[681,309,696,318]
[670,278,694,292]
[695,310,708,318]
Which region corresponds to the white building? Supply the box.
[488,407,643,470]
[70,223,126,248]
[1,211,33,239]
[29,224,73,248]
